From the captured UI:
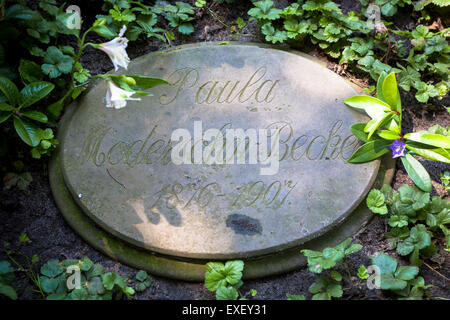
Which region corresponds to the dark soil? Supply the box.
[0,0,449,300]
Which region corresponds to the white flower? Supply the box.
[105,81,140,109]
[98,25,130,71]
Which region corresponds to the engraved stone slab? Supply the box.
[60,43,379,259]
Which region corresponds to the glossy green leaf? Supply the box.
[401,153,432,192]
[344,95,392,119]
[0,76,19,105]
[20,110,48,123]
[19,81,55,108]
[406,142,450,164]
[382,72,401,111]
[0,111,12,124]
[350,123,371,142]
[378,130,401,140]
[0,102,13,111]
[348,139,391,163]
[405,131,450,149]
[365,111,395,139]
[376,71,387,102]
[13,116,41,147]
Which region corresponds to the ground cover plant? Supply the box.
[0,0,448,301]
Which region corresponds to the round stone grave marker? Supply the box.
[50,42,394,280]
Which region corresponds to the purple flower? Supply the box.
[389,139,406,158]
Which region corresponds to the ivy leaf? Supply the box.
[178,23,194,35]
[405,51,428,72]
[398,184,430,212]
[216,286,239,300]
[42,46,73,79]
[40,276,59,293]
[109,5,136,22]
[301,238,361,273]
[40,259,64,278]
[424,36,448,55]
[398,66,421,91]
[309,276,343,300]
[261,23,288,44]
[204,260,244,292]
[397,224,431,257]
[367,189,388,215]
[389,215,409,228]
[248,0,282,21]
[414,81,439,103]
[136,270,148,282]
[411,25,431,41]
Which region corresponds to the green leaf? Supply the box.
[79,257,94,272]
[13,116,41,147]
[178,23,194,34]
[216,286,239,300]
[0,77,19,105]
[5,4,39,20]
[0,111,12,124]
[344,95,392,114]
[40,276,59,293]
[223,260,244,285]
[401,153,432,192]
[331,270,342,281]
[365,111,395,139]
[382,73,400,111]
[370,252,397,275]
[20,111,48,123]
[46,292,67,300]
[286,293,306,300]
[406,142,450,164]
[19,81,54,108]
[394,266,419,281]
[205,271,227,292]
[18,232,30,242]
[40,259,64,278]
[348,139,391,163]
[389,215,409,228]
[378,130,401,140]
[414,81,439,103]
[92,25,116,38]
[136,270,148,282]
[367,189,388,215]
[380,274,407,290]
[350,123,372,142]
[19,59,43,84]
[69,288,89,300]
[357,265,369,280]
[0,284,17,300]
[344,243,363,255]
[405,131,450,149]
[376,71,387,102]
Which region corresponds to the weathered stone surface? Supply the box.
[59,43,379,259]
